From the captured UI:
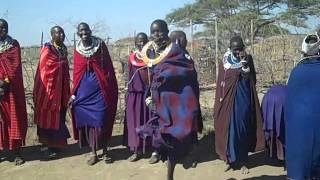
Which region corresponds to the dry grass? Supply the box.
[20,34,304,144]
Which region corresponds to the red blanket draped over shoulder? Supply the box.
[33,44,70,129]
[0,40,28,150]
[71,41,118,140]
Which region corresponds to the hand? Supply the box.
[239,51,248,67]
[145,96,156,111]
[145,96,153,107]
[68,95,76,108]
[0,79,10,91]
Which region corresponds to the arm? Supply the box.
[240,53,256,83]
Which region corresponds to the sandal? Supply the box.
[224,162,232,172]
[87,155,99,166]
[103,153,113,164]
[44,148,59,160]
[149,152,160,164]
[241,165,250,174]
[14,156,25,166]
[191,159,198,168]
[128,153,141,162]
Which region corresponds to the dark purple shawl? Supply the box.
[150,43,202,141]
[262,85,287,143]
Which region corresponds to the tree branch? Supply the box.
[260,2,278,12]
[253,19,276,38]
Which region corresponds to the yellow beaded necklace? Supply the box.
[140,41,172,67]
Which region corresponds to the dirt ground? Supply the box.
[0,123,286,180]
[0,90,286,180]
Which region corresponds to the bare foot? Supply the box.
[241,166,250,174]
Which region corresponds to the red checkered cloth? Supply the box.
[33,43,70,130]
[0,40,28,150]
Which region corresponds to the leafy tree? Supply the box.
[166,0,320,41]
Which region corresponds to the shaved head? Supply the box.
[230,36,245,50]
[150,19,169,33]
[50,26,63,36]
[135,32,148,41]
[135,32,148,50]
[50,25,65,45]
[229,36,246,59]
[77,22,90,31]
[0,19,9,40]
[77,22,92,43]
[150,19,170,47]
[170,30,187,50]
[0,19,8,28]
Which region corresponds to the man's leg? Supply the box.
[167,158,176,180]
[102,144,113,164]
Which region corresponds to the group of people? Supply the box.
[0,17,320,180]
[124,20,202,180]
[0,18,200,180]
[0,19,119,166]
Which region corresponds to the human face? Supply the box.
[0,21,8,41]
[135,35,148,51]
[77,23,92,42]
[230,40,245,59]
[231,47,245,59]
[150,22,168,47]
[52,27,65,45]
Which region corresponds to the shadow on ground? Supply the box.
[227,175,286,180]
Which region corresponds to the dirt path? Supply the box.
[0,125,286,180]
